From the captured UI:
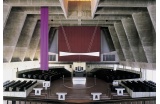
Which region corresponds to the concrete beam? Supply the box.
[50,15,131,21]
[24,21,40,61]
[114,22,135,62]
[94,15,132,20]
[4,0,61,7]
[91,0,100,18]
[121,18,148,63]
[98,0,155,7]
[72,15,130,20]
[81,20,118,25]
[49,24,113,27]
[30,14,131,20]
[108,26,125,61]
[49,20,78,25]
[59,0,68,18]
[3,3,11,28]
[11,7,64,15]
[95,7,147,15]
[132,12,156,63]
[11,15,38,62]
[3,10,27,62]
[147,5,156,31]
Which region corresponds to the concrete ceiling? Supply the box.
[3,0,156,69]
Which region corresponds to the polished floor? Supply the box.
[26,77,134,103]
[3,77,156,104]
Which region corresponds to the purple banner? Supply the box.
[40,7,48,70]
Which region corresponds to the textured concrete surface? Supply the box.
[99,0,155,7]
[114,22,135,62]
[147,5,156,31]
[24,21,40,61]
[121,18,147,63]
[132,12,156,63]
[108,26,125,61]
[3,3,11,28]
[3,0,156,69]
[4,0,60,6]
[33,41,40,61]
[3,10,27,62]
[120,61,156,69]
[11,47,28,62]
[3,46,15,62]
[3,11,26,46]
[11,15,38,62]
[96,7,147,15]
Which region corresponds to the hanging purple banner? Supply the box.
[40,7,48,70]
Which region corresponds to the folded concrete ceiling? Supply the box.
[3,0,156,69]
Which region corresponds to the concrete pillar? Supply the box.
[108,26,125,61]
[132,12,156,63]
[114,22,135,62]
[147,5,156,31]
[11,15,38,62]
[3,3,11,28]
[24,21,40,61]
[3,11,27,62]
[121,18,148,63]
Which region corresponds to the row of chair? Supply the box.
[18,68,71,81]
[88,68,140,82]
[3,80,37,92]
[121,80,156,92]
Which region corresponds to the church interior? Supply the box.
[3,0,156,104]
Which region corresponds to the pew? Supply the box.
[4,81,21,91]
[24,81,37,90]
[3,80,10,87]
[121,80,156,98]
[18,81,33,91]
[9,81,27,91]
[3,81,15,87]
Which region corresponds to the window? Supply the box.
[48,55,56,61]
[103,55,115,61]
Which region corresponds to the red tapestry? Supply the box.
[58,26,101,61]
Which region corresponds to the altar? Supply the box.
[72,62,86,85]
[72,77,86,85]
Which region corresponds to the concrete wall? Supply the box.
[3,61,40,82]
[101,30,110,53]
[49,30,58,53]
